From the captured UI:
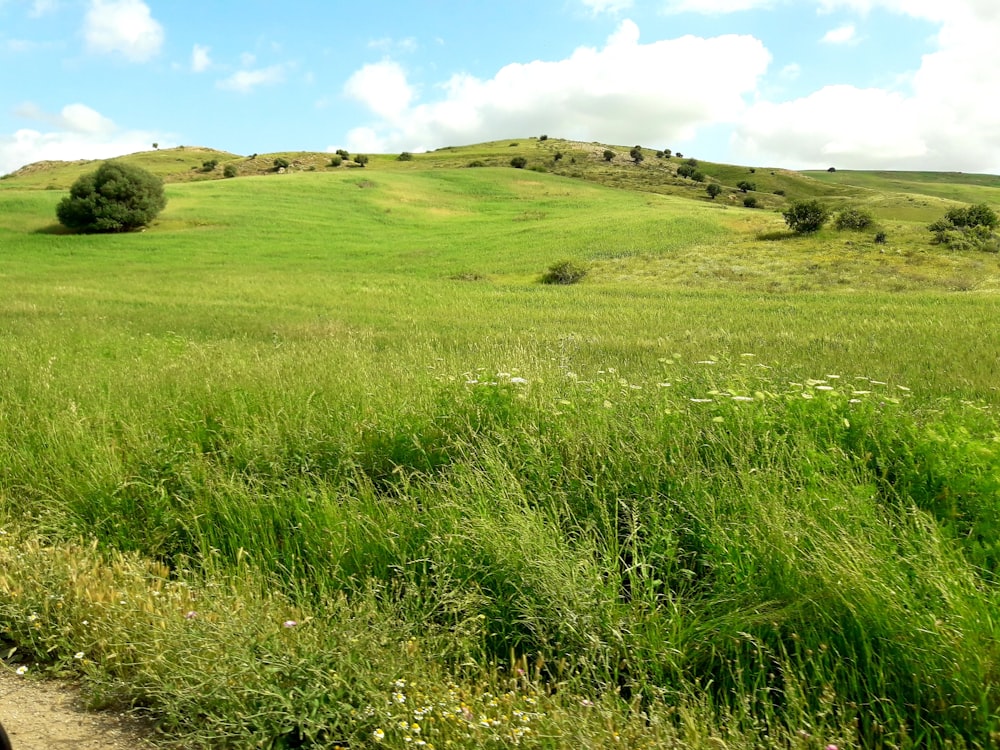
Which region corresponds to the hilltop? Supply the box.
[5,138,999,225]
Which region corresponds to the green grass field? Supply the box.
[2,143,1000,748]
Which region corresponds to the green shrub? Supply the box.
[874,231,888,244]
[539,134,548,141]
[835,207,875,231]
[223,164,238,178]
[629,146,644,164]
[273,157,290,170]
[510,156,528,169]
[397,152,414,161]
[783,199,830,234]
[541,259,588,285]
[329,156,343,167]
[706,184,722,199]
[335,149,350,160]
[691,171,705,183]
[354,155,369,167]
[56,161,167,233]
[930,203,999,250]
[603,150,615,162]
[467,160,486,168]
[676,164,696,179]
[743,196,758,208]
[737,180,755,193]
[201,159,218,173]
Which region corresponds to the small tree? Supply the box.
[691,171,705,183]
[510,156,527,169]
[630,146,644,164]
[152,142,158,150]
[603,149,615,162]
[737,180,755,193]
[835,207,875,231]
[56,161,167,233]
[223,163,238,178]
[706,183,722,200]
[335,149,350,160]
[675,152,684,158]
[663,149,672,158]
[274,157,290,170]
[676,164,695,179]
[539,134,549,141]
[783,200,830,234]
[354,155,369,167]
[397,152,414,161]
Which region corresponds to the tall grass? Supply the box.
[1,167,1000,747]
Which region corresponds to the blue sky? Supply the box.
[2,0,999,175]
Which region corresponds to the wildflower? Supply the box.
[15,666,27,676]
[373,728,385,742]
[603,400,613,408]
[689,398,713,403]
[732,396,754,402]
[510,377,528,385]
[282,620,297,628]
[74,652,85,660]
[814,385,834,391]
[394,679,407,689]
[580,699,594,707]
[184,611,197,619]
[656,382,671,388]
[826,746,839,750]
[394,692,407,704]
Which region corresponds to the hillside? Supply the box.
[6,138,997,226]
[3,137,1000,749]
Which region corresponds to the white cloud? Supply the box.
[191,43,211,73]
[217,63,289,93]
[661,0,778,13]
[580,0,634,14]
[340,20,771,154]
[780,62,801,79]
[734,0,1000,170]
[343,60,415,119]
[28,0,58,16]
[0,103,165,174]
[821,23,857,44]
[83,0,164,62]
[367,36,418,54]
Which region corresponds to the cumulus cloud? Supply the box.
[217,63,289,93]
[83,0,164,62]
[821,23,857,43]
[0,103,165,174]
[340,20,771,155]
[191,43,211,72]
[734,0,1000,170]
[343,60,414,120]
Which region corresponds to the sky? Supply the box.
[2,0,999,176]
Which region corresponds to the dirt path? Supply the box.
[0,670,152,749]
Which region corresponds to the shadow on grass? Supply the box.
[756,230,797,241]
[33,223,74,235]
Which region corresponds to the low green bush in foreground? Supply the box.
[2,357,999,748]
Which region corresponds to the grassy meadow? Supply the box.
[2,141,1000,748]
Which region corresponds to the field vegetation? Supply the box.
[2,139,1000,748]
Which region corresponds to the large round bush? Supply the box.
[57,161,167,233]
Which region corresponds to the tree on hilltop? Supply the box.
[56,161,166,233]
